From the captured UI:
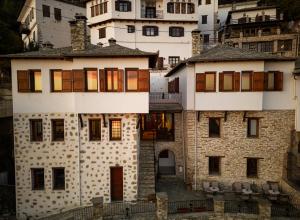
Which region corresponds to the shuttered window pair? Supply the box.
[17,70,42,92]
[168,77,179,93]
[50,69,98,92]
[247,71,283,91]
[196,72,216,92]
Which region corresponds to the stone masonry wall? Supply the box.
[155,113,184,178]
[14,113,139,219]
[14,113,81,220]
[184,110,295,189]
[79,114,139,204]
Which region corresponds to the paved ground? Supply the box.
[156,176,206,201]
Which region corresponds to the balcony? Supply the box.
[229,15,280,25]
[19,23,30,35]
[149,93,182,112]
[141,9,164,19]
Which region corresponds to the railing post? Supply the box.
[156,192,168,220]
[213,196,225,218]
[258,199,271,220]
[91,197,103,220]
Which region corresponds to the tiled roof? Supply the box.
[3,44,158,59]
[166,45,295,77]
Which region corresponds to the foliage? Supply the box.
[259,0,300,20]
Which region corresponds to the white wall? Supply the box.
[198,0,218,39]
[150,71,168,93]
[11,57,150,114]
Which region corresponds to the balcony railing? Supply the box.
[141,9,163,19]
[149,92,181,104]
[19,23,30,35]
[229,15,280,25]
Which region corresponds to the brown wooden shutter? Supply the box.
[219,72,224,92]
[99,69,106,92]
[175,77,179,93]
[234,72,240,92]
[118,69,124,92]
[17,70,30,92]
[138,69,150,92]
[73,69,85,92]
[196,73,205,92]
[62,70,73,92]
[253,72,265,91]
[275,71,283,91]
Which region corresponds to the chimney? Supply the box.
[191,29,203,56]
[108,38,117,46]
[69,13,88,51]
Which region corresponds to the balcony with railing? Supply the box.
[229,15,281,25]
[149,93,181,104]
[141,9,164,19]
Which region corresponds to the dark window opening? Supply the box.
[42,5,50,17]
[203,34,210,44]
[89,119,101,141]
[209,118,220,138]
[127,25,135,33]
[145,7,156,18]
[142,26,158,36]
[209,157,220,175]
[168,56,180,67]
[99,27,106,39]
[159,150,169,158]
[247,158,258,178]
[54,8,62,21]
[169,27,184,37]
[202,15,208,24]
[30,119,43,142]
[52,119,64,141]
[31,168,45,190]
[53,168,65,190]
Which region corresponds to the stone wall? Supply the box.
[155,113,184,178]
[183,110,295,189]
[14,113,139,219]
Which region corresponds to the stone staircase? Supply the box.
[138,141,156,200]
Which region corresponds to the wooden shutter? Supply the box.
[17,70,30,92]
[62,70,73,92]
[234,72,240,92]
[219,72,224,92]
[275,71,283,91]
[99,69,106,92]
[138,69,150,92]
[73,70,85,92]
[253,72,265,91]
[118,69,124,92]
[196,73,205,92]
[175,77,179,93]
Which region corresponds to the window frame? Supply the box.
[50,69,63,92]
[168,56,180,67]
[42,5,50,18]
[142,26,159,37]
[209,117,221,138]
[246,158,258,178]
[109,119,122,141]
[169,26,184,37]
[223,71,234,92]
[52,167,65,190]
[85,68,99,92]
[127,25,135,33]
[241,71,253,92]
[202,15,208,24]
[208,156,221,176]
[31,168,45,190]
[51,119,64,142]
[30,119,43,142]
[99,27,106,39]
[247,118,259,138]
[105,68,119,92]
[54,8,62,21]
[89,119,101,141]
[205,72,216,92]
[125,68,139,92]
[167,2,174,13]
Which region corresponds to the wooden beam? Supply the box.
[243,111,247,122]
[224,111,228,122]
[78,114,83,128]
[197,111,200,122]
[102,114,107,127]
[136,114,141,129]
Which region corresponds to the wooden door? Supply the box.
[110,167,123,201]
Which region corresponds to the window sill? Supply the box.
[30,140,43,143]
[89,139,102,142]
[209,173,221,176]
[208,136,221,139]
[110,139,122,141]
[247,136,259,139]
[52,188,65,191]
[52,140,65,142]
[247,176,258,179]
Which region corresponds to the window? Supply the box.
[17,70,42,92]
[169,27,184,37]
[42,5,50,17]
[209,118,220,138]
[247,158,258,178]
[206,0,211,4]
[198,0,202,5]
[187,3,195,14]
[260,41,273,53]
[51,70,63,92]
[223,72,233,91]
[167,2,174,13]
[106,69,119,91]
[52,119,64,141]
[115,1,131,12]
[203,34,210,44]
[110,119,122,140]
[278,40,293,51]
[54,8,61,21]
[30,119,43,142]
[247,118,259,138]
[52,168,65,190]
[175,2,180,14]
[202,15,208,24]
[267,72,275,90]
[145,7,156,18]
[160,150,169,158]
[86,69,98,91]
[241,71,252,91]
[91,5,95,17]
[168,56,180,67]
[142,26,158,36]
[181,3,186,14]
[91,2,107,17]
[31,168,44,190]
[265,71,283,91]
[89,119,101,141]
[209,157,220,175]
[205,72,216,91]
[99,27,106,39]
[125,69,138,91]
[127,25,135,33]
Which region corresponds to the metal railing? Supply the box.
[38,206,93,220]
[168,199,214,214]
[271,203,300,218]
[103,201,155,218]
[224,200,258,215]
[229,15,279,25]
[141,9,164,19]
[0,185,15,216]
[149,92,182,104]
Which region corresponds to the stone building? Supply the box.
[220,5,300,57]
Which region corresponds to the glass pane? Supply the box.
[250,119,257,136]
[127,70,138,90]
[224,74,233,90]
[87,70,98,91]
[113,71,119,90]
[107,71,112,90]
[242,73,250,90]
[111,120,121,139]
[53,71,62,91]
[34,71,42,91]
[205,74,215,90]
[268,73,275,90]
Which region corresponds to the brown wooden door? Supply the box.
[110,167,123,201]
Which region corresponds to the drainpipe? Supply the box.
[181,111,186,181]
[193,64,197,190]
[294,75,299,131]
[78,114,82,206]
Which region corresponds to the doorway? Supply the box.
[110,167,123,201]
[158,150,176,175]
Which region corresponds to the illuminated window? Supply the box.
[52,70,62,91]
[17,70,42,92]
[86,69,98,91]
[241,71,252,91]
[106,69,119,91]
[126,69,138,91]
[52,119,64,141]
[110,119,122,140]
[205,73,215,91]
